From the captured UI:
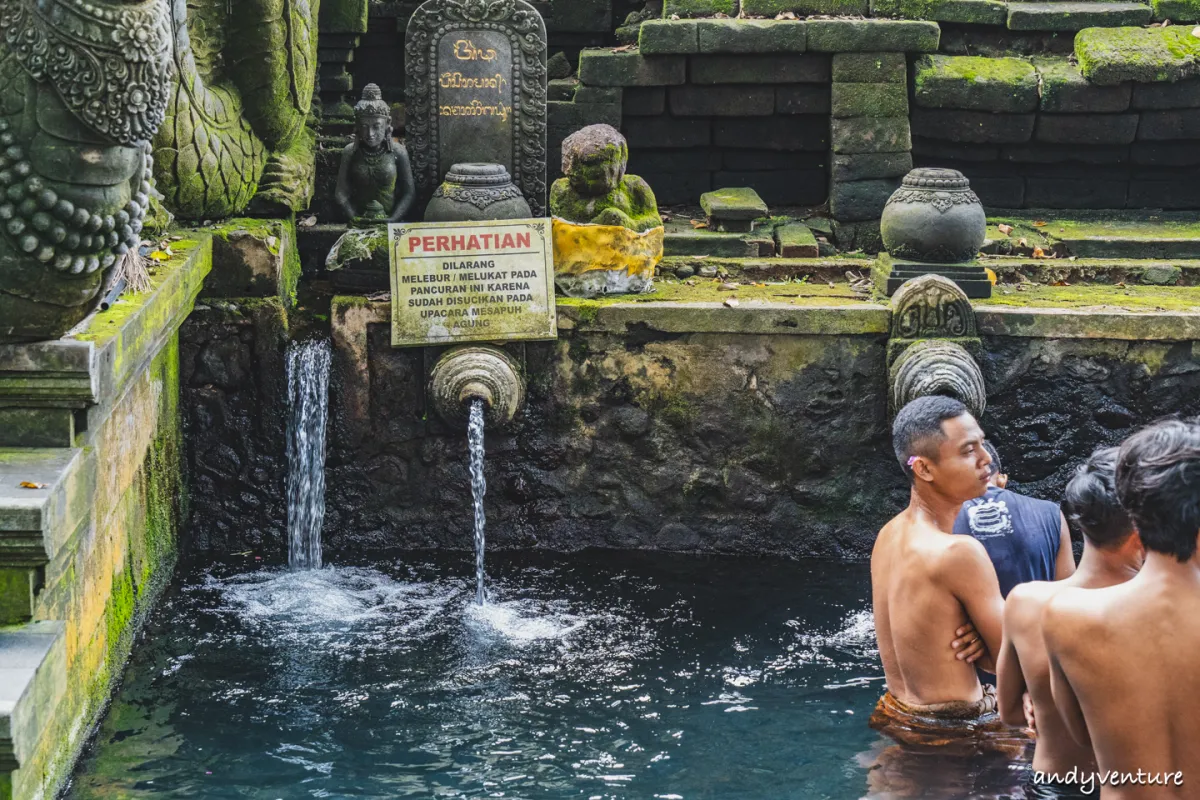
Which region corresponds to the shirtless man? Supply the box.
[871,396,1007,729]
[996,447,1143,797]
[1044,419,1200,799]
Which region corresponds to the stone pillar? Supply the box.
[828,53,913,252]
[318,0,370,135]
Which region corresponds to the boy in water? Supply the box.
[871,396,1017,741]
[996,448,1143,798]
[1044,419,1200,799]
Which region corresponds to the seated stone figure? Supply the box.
[550,124,660,232]
[334,84,415,224]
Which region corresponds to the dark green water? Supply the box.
[65,551,1030,799]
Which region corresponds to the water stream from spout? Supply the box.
[468,398,487,605]
[287,339,331,570]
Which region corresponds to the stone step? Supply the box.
[0,621,66,787]
[989,212,1200,259]
[1007,1,1153,30]
[0,448,88,624]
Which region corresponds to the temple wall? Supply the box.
[0,241,211,800]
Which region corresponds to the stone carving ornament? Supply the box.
[424,162,531,221]
[887,274,986,418]
[889,339,987,420]
[0,0,172,342]
[880,168,986,264]
[152,0,319,219]
[889,272,977,342]
[405,0,547,216]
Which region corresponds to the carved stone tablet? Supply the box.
[405,0,548,217]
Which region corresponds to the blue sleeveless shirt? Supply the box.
[953,486,1062,598]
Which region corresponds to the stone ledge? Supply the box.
[0,448,92,570]
[0,621,65,773]
[977,306,1200,339]
[563,302,892,335]
[1076,26,1200,85]
[0,238,212,423]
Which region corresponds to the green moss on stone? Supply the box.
[832,53,908,83]
[742,0,870,16]
[1075,26,1200,86]
[696,19,808,53]
[807,19,940,53]
[913,55,1039,112]
[663,0,737,16]
[873,0,1007,25]
[640,19,699,54]
[1152,0,1200,21]
[550,174,663,232]
[831,82,909,118]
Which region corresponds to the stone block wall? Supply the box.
[579,37,835,205]
[911,52,1200,210]
[0,240,210,800]
[300,299,1200,562]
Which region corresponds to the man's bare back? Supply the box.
[998,445,1143,778]
[873,508,1004,705]
[999,581,1096,774]
[1045,561,1200,798]
[1043,419,1200,799]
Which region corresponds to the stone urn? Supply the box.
[424,163,532,223]
[880,168,986,264]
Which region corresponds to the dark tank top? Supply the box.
[953,486,1062,598]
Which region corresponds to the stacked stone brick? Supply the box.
[911,50,1200,209]
[829,53,914,228]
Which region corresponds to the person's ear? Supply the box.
[995,473,1009,489]
[911,456,935,483]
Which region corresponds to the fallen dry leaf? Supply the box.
[148,249,171,262]
[1033,220,1048,227]
[19,481,47,489]
[611,44,636,53]
[1053,280,1071,286]
[724,297,739,308]
[828,281,836,288]
[997,224,1014,236]
[689,219,708,229]
[1033,246,1046,258]
[1018,237,1028,247]
[719,282,739,291]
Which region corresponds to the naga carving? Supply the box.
[152,0,319,220]
[0,0,172,342]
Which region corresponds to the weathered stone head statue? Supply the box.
[335,84,416,225]
[550,124,660,233]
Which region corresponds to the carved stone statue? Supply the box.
[152,0,320,220]
[335,84,416,225]
[0,0,173,342]
[550,124,660,232]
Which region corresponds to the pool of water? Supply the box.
[66,551,1031,799]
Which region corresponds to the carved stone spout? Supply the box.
[429,345,525,426]
[887,274,986,418]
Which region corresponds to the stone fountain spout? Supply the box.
[886,274,986,418]
[429,345,525,426]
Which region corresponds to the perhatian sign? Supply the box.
[389,219,556,347]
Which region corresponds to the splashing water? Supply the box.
[468,398,487,604]
[286,339,331,570]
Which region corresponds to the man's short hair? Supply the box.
[893,395,970,480]
[983,440,1002,477]
[1116,419,1200,562]
[1063,447,1134,548]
